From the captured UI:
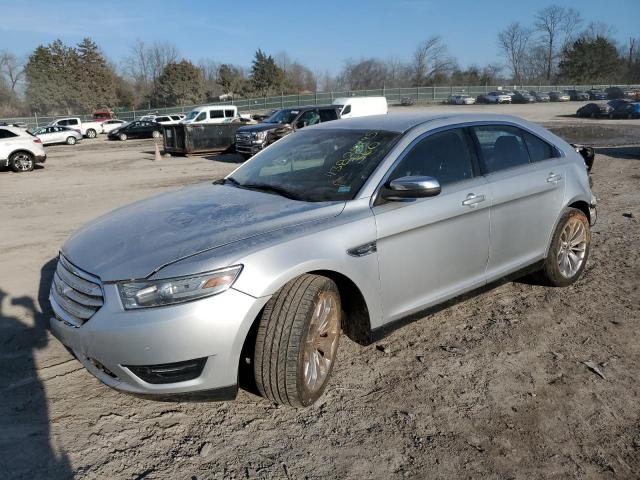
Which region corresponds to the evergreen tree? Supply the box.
[76,38,117,110]
[154,60,205,106]
[250,49,284,95]
[559,37,624,83]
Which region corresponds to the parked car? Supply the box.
[576,103,610,118]
[235,105,340,157]
[107,120,162,141]
[47,117,102,138]
[529,91,551,102]
[605,87,626,99]
[400,96,415,106]
[181,105,242,124]
[587,89,608,100]
[154,114,185,125]
[101,119,128,134]
[479,91,512,104]
[564,90,590,101]
[446,95,475,105]
[332,96,388,118]
[93,111,114,122]
[0,125,46,172]
[607,99,629,111]
[31,125,82,145]
[511,91,536,103]
[608,102,640,119]
[549,91,570,102]
[49,113,595,406]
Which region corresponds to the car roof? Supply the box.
[310,112,535,134]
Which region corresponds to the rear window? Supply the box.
[210,110,224,119]
[319,109,338,122]
[0,128,18,139]
[523,131,559,162]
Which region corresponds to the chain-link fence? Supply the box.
[2,83,639,128]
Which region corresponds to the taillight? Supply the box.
[33,138,42,144]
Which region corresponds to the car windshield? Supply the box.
[226,128,400,202]
[185,110,200,121]
[264,109,300,124]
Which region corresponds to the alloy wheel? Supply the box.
[13,153,33,172]
[302,291,340,394]
[557,217,587,278]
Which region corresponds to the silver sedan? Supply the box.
[32,125,82,145]
[49,113,595,407]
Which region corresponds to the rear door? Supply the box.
[470,124,565,279]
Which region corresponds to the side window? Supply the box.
[472,125,530,174]
[68,119,79,126]
[0,129,18,138]
[58,120,68,126]
[210,110,224,119]
[195,112,206,122]
[389,128,475,186]
[224,109,235,118]
[341,104,352,116]
[319,109,338,122]
[522,131,558,162]
[297,110,320,128]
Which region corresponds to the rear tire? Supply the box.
[539,208,590,287]
[86,129,97,139]
[9,151,35,172]
[66,136,76,145]
[253,274,341,407]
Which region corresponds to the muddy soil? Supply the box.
[1,109,639,479]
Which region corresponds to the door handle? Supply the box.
[462,193,486,207]
[547,173,562,183]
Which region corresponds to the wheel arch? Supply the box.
[8,148,36,160]
[545,197,591,257]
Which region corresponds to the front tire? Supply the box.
[66,136,77,145]
[86,129,97,139]
[253,274,341,407]
[540,208,590,287]
[10,151,34,172]
[119,133,127,141]
[152,130,161,139]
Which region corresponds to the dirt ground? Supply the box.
[1,102,639,480]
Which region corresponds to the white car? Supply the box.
[31,126,82,145]
[484,92,512,104]
[0,126,47,172]
[48,117,102,139]
[154,114,185,125]
[101,119,128,134]
[447,95,476,105]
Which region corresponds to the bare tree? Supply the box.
[123,39,179,104]
[411,36,455,86]
[534,5,583,81]
[0,51,24,92]
[497,23,531,84]
[581,21,616,42]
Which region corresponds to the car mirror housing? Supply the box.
[381,176,441,201]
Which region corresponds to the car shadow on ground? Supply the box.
[203,153,246,164]
[0,258,73,479]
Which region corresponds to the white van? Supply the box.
[332,96,388,118]
[181,105,239,124]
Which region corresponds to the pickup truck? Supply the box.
[47,117,102,139]
[234,105,340,158]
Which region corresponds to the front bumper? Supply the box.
[49,283,270,399]
[235,141,264,155]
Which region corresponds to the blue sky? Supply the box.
[0,0,638,73]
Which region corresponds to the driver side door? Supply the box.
[372,127,491,322]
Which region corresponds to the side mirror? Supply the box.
[381,176,441,201]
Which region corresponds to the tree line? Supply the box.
[1,4,639,117]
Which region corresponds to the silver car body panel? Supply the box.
[50,113,593,396]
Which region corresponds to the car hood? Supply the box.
[62,183,345,281]
[237,123,289,133]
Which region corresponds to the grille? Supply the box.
[50,255,103,328]
[235,132,252,144]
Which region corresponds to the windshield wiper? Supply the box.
[240,182,304,201]
[213,177,240,186]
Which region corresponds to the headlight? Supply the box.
[253,131,267,141]
[117,265,242,309]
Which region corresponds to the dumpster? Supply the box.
[163,123,247,156]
